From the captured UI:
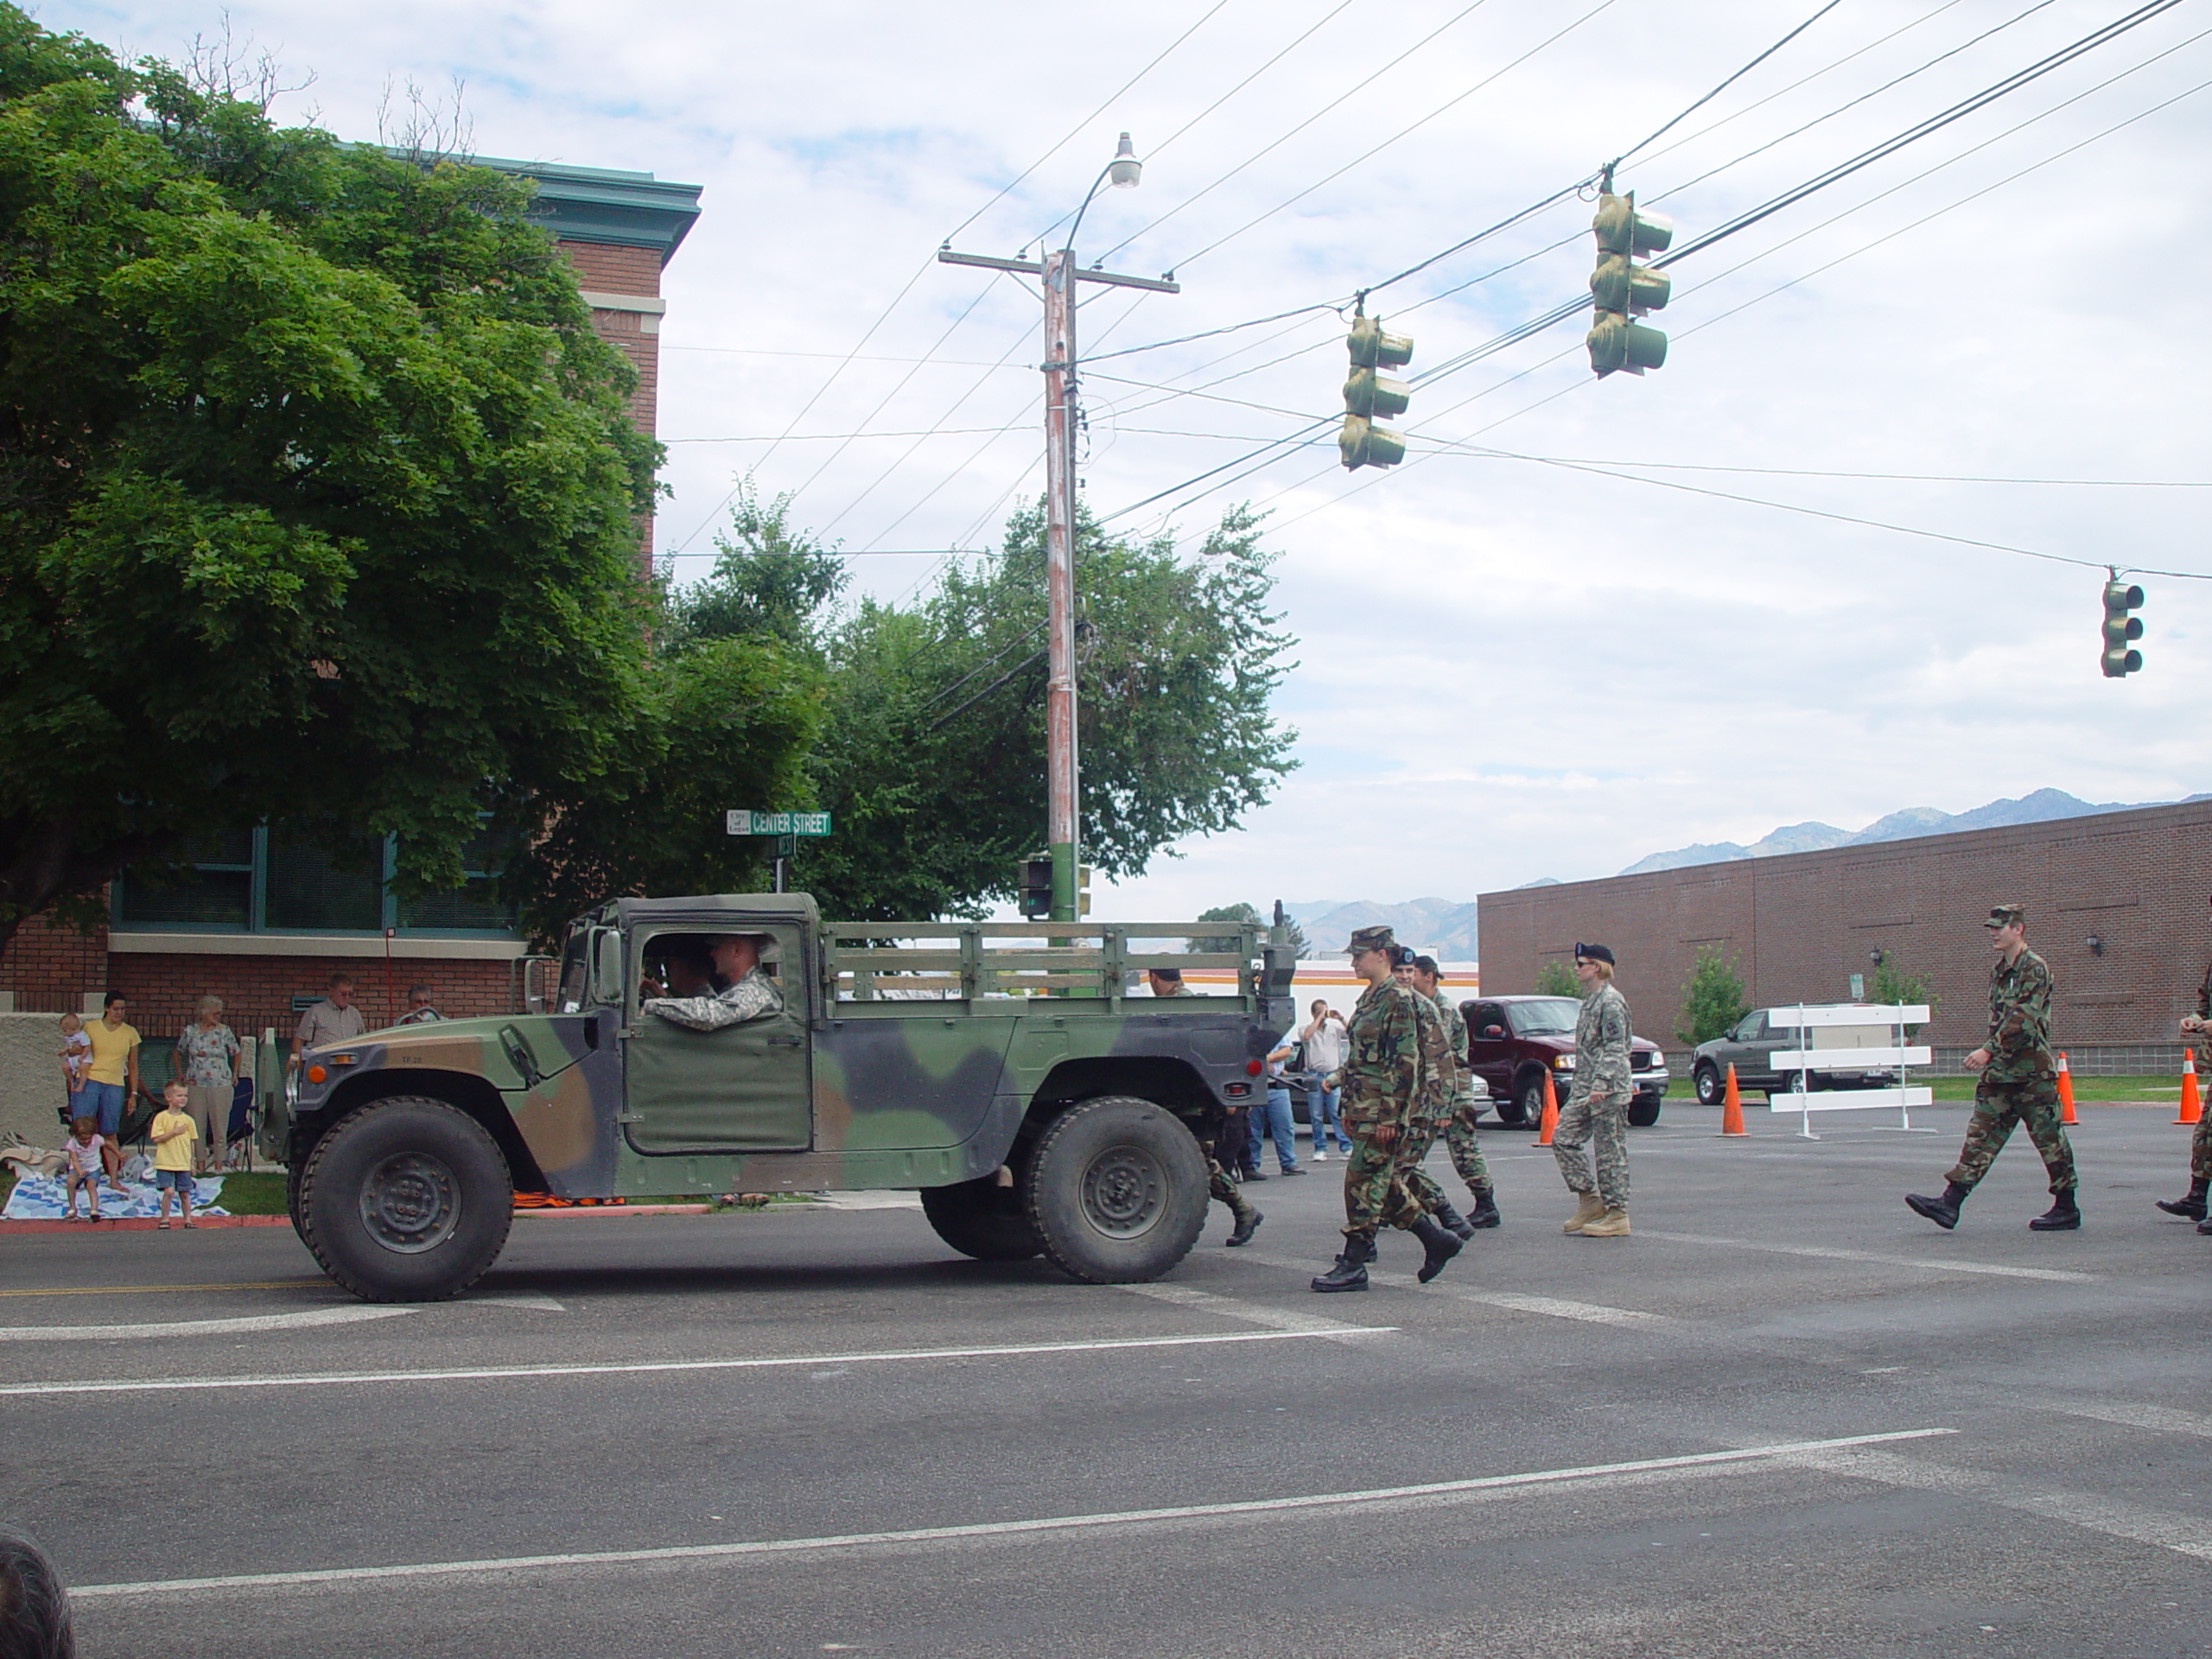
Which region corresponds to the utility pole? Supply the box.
[939,134,1178,922]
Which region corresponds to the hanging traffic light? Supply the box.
[1339,312,1413,469]
[1018,855,1053,918]
[2101,575,2145,677]
[1587,188,1673,377]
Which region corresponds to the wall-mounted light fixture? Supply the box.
[1868,949,1885,966]
[2087,934,2104,957]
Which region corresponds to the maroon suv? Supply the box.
[1458,994,1669,1128]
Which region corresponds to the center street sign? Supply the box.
[725,810,832,837]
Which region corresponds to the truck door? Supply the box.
[624,922,813,1154]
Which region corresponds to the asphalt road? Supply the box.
[3,1100,2208,1659]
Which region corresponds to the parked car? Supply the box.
[1690,1008,1897,1104]
[1459,995,1669,1128]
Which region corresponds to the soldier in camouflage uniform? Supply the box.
[1908,905,2079,1231]
[1389,952,1491,1240]
[2156,899,2212,1234]
[1555,943,1634,1237]
[1405,955,1501,1235]
[1151,971,1263,1245]
[1311,928,1467,1292]
[644,934,785,1031]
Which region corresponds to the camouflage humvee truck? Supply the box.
[265,895,1294,1303]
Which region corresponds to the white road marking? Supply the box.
[465,1291,565,1313]
[0,1306,414,1343]
[68,1427,1955,1599]
[1784,1446,2212,1562]
[1637,1230,2096,1283]
[1113,1281,1392,1342]
[2046,1400,2212,1440]
[0,1327,1378,1400]
[1238,1249,1670,1326]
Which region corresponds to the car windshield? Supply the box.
[1506,998,1581,1036]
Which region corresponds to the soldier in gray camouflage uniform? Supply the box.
[2157,898,2212,1234]
[1408,954,1500,1235]
[1554,943,1634,1237]
[644,933,785,1030]
[1311,928,1466,1292]
[1909,905,2080,1231]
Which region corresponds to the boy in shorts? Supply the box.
[149,1081,198,1230]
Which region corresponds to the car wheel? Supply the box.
[299,1096,514,1303]
[1693,1063,1723,1106]
[1021,1096,1209,1284]
[921,1176,1043,1262]
[1627,1095,1662,1128]
[1509,1074,1548,1128]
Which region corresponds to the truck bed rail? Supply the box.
[822,920,1267,1008]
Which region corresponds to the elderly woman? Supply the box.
[174,995,242,1174]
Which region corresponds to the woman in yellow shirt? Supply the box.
[81,994,142,1171]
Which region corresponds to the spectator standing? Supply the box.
[1248,1031,1304,1176]
[60,1117,105,1221]
[79,995,139,1194]
[173,996,241,1174]
[1300,1000,1351,1160]
[290,974,365,1069]
[148,1081,197,1229]
[396,985,443,1026]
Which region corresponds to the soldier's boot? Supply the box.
[1312,1234,1377,1294]
[1905,1181,1969,1230]
[1579,1206,1631,1237]
[1465,1186,1502,1230]
[1410,1214,1465,1283]
[2154,1177,2209,1221]
[1226,1205,1262,1248]
[1432,1198,1476,1242]
[2198,1213,2212,1236]
[1563,1192,1605,1235]
[2029,1191,2081,1232]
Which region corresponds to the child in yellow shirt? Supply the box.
[149,1081,198,1230]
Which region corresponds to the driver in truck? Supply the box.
[643,932,785,1031]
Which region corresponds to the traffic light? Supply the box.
[1077,864,1092,918]
[1019,855,1053,919]
[1339,312,1413,469]
[1587,188,1673,377]
[2101,576,2145,677]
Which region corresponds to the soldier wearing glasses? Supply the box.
[1555,942,1634,1237]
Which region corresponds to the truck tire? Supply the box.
[1508,1072,1546,1128]
[1693,1063,1723,1106]
[1021,1096,1208,1284]
[921,1177,1043,1262]
[298,1096,514,1303]
[1628,1095,1662,1128]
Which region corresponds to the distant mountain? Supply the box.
[1284,897,1479,960]
[1619,790,2147,874]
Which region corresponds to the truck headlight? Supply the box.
[1553,1054,1575,1071]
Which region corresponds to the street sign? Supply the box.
[726,810,832,836]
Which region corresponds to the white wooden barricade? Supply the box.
[1766,1003,1935,1139]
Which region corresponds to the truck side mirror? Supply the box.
[1482,1024,1505,1039]
[593,928,625,1005]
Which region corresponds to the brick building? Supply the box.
[1478,798,2212,1070]
[0,156,701,1055]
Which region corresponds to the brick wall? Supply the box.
[556,237,662,564]
[0,909,107,1014]
[108,955,526,1049]
[1478,798,2212,1051]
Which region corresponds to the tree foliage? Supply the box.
[1675,944,1751,1046]
[1190,903,1308,958]
[1535,959,1580,999]
[1867,953,1937,1037]
[0,6,667,948]
[664,489,1299,923]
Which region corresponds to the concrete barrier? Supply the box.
[0,1011,73,1149]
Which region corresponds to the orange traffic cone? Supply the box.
[2178,1052,2202,1127]
[1719,1063,1747,1136]
[1535,1071,1560,1146]
[2056,1052,2077,1125]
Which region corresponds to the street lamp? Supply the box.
[938,135,1179,923]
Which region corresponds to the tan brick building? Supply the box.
[1478,798,2212,1071]
[0,156,701,1052]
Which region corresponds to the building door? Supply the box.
[623,921,812,1154]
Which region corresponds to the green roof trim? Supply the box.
[475,156,702,266]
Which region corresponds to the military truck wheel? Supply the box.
[1022,1096,1208,1284]
[298,1097,513,1303]
[921,1177,1043,1262]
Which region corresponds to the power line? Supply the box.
[1616,0,1847,163]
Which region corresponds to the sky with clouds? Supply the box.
[43,0,2212,920]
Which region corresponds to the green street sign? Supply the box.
[726,810,832,836]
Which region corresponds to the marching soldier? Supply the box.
[1908,905,2080,1231]
[2157,896,2212,1235]
[1311,927,1466,1292]
[1382,948,1470,1253]
[1407,954,1501,1235]
[1554,943,1635,1236]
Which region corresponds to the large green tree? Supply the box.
[667,489,1299,921]
[0,8,673,950]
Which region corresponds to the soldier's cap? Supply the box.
[1345,925,1395,956]
[1573,942,1616,965]
[1147,965,1183,982]
[1389,944,1419,968]
[1983,905,2026,930]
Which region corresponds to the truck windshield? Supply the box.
[1507,998,1581,1036]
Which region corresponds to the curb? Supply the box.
[0,1215,292,1234]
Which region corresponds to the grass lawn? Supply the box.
[1923,1074,2184,1104]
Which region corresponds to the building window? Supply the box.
[115,823,518,937]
